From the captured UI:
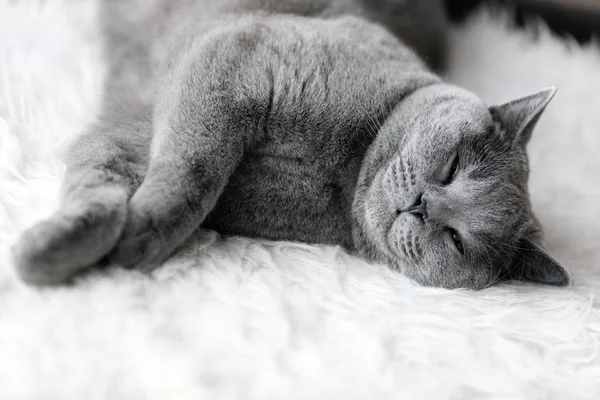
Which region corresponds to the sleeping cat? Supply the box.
[12,0,571,289]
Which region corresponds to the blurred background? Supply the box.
[445,0,600,43]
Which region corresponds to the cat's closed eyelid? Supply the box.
[440,151,460,185]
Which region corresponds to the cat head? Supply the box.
[354,84,571,289]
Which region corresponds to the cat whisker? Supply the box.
[406,237,417,261]
[352,135,370,151]
[396,155,409,191]
[482,267,504,289]
[484,237,537,253]
[408,231,420,260]
[399,242,410,259]
[484,254,527,288]
[414,236,423,258]
[358,101,383,140]
[400,155,413,189]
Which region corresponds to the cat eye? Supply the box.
[448,228,465,254]
[442,153,460,185]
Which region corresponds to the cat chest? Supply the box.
[204,151,355,247]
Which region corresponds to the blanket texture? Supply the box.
[1,1,599,399]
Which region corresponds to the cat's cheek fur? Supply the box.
[363,176,395,257]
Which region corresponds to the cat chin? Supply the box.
[403,266,492,290]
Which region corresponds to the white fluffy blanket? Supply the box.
[1,1,599,399]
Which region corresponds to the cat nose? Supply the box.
[420,192,453,224]
[398,194,427,221]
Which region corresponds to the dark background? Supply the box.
[445,0,600,43]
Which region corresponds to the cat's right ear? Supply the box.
[510,237,572,287]
[489,87,556,148]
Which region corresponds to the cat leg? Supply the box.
[108,103,260,271]
[12,111,151,285]
[108,57,268,271]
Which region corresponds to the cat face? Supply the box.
[355,85,571,289]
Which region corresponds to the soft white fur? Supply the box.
[1,1,600,399]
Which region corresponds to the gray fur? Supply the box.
[12,0,571,289]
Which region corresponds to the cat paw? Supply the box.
[13,218,75,285]
[12,198,127,285]
[107,169,203,272]
[108,204,170,272]
[109,224,165,272]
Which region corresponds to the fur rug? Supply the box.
[1,1,599,398]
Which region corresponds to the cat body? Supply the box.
[197,16,438,248]
[13,0,571,289]
[101,0,445,247]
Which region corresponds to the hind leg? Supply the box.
[12,109,151,285]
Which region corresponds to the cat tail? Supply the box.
[12,107,151,285]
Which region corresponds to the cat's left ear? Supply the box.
[511,237,572,287]
[489,87,556,148]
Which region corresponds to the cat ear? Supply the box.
[511,237,572,287]
[489,87,556,147]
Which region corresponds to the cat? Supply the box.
[12,0,571,289]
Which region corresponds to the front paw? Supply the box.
[108,208,167,272]
[108,169,204,272]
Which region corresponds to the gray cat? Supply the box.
[12,0,571,289]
